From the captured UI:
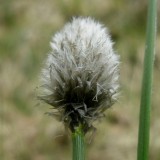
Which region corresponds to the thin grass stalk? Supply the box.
[72,126,85,160]
[137,0,157,160]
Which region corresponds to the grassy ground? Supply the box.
[0,0,160,160]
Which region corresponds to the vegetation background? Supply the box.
[0,0,160,160]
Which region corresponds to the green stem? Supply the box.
[137,0,157,160]
[72,126,85,160]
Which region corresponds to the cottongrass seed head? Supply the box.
[39,17,120,133]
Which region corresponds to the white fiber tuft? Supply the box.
[39,17,120,133]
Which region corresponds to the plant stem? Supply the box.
[72,126,85,160]
[137,0,157,160]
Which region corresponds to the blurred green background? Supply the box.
[0,0,160,160]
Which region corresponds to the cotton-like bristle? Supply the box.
[39,17,120,133]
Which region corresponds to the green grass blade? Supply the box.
[137,0,157,160]
[72,126,85,160]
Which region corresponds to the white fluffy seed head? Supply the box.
[39,17,120,133]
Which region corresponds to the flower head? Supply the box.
[39,17,120,133]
